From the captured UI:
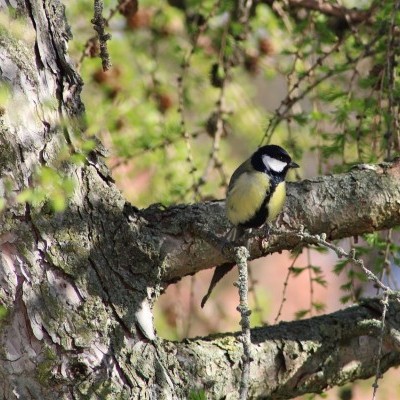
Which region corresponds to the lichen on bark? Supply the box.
[1,1,400,399]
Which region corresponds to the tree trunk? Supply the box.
[0,2,399,399]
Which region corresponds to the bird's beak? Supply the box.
[289,161,300,169]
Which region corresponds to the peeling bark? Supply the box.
[0,1,399,400]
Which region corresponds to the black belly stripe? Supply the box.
[239,174,282,229]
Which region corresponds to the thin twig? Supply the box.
[109,131,203,170]
[92,0,112,71]
[177,2,221,202]
[260,34,380,146]
[384,0,400,156]
[377,229,398,294]
[291,229,392,293]
[234,246,252,400]
[78,0,132,71]
[372,291,389,400]
[306,248,314,316]
[274,252,301,323]
[273,227,395,400]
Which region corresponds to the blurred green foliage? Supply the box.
[65,0,400,209]
[17,166,75,212]
[0,1,399,397]
[56,1,400,397]
[64,0,400,335]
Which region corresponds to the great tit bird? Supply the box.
[226,144,299,241]
[201,144,299,307]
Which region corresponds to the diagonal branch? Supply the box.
[136,160,400,283]
[166,295,400,399]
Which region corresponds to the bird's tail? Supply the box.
[201,263,235,308]
[201,225,248,308]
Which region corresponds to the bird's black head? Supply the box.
[251,145,299,175]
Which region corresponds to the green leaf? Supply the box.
[291,266,305,276]
[312,302,326,312]
[340,282,353,292]
[295,309,309,319]
[312,276,327,287]
[340,295,353,304]
[333,259,349,275]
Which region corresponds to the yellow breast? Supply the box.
[267,181,286,221]
[226,172,269,226]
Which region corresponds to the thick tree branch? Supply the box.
[168,295,400,399]
[1,1,399,398]
[138,160,400,283]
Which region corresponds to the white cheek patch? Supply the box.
[262,155,286,172]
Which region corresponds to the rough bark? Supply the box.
[145,160,400,282]
[167,296,400,399]
[0,1,399,400]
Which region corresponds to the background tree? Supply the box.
[0,0,400,399]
